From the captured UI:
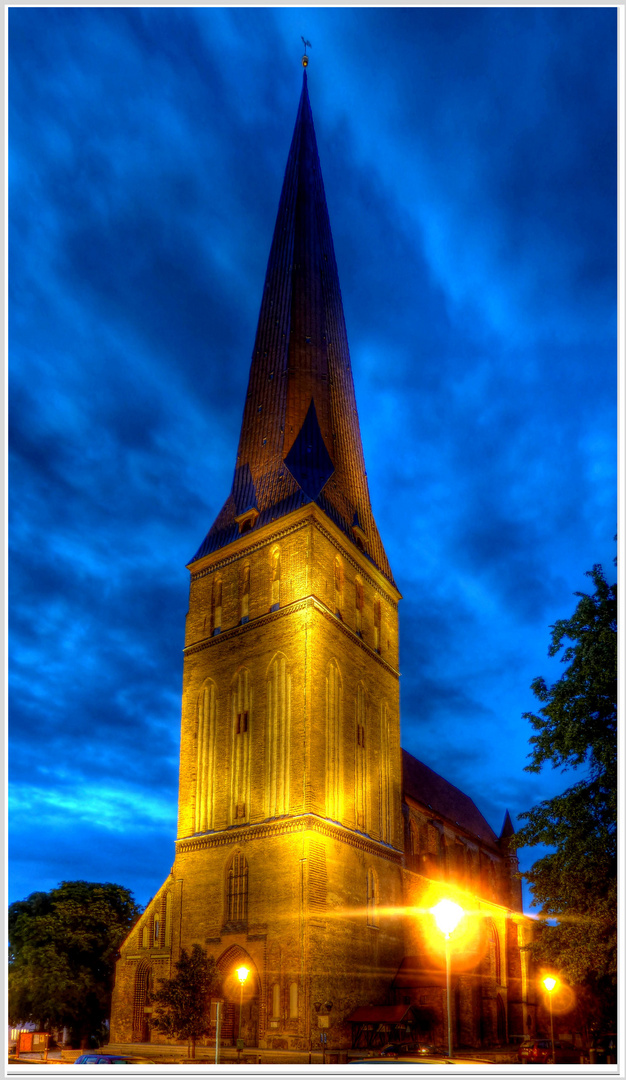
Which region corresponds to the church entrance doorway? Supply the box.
[216,945,260,1048]
[132,962,153,1043]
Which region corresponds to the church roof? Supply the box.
[401,749,499,848]
[191,69,393,583]
[499,808,516,842]
[346,1005,415,1024]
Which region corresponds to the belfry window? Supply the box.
[373,598,381,653]
[226,852,248,926]
[270,549,280,611]
[212,577,222,635]
[355,577,364,635]
[241,564,250,623]
[334,556,344,618]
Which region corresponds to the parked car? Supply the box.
[348,1054,493,1066]
[518,1038,581,1064]
[593,1034,617,1064]
[379,1043,439,1058]
[74,1054,156,1065]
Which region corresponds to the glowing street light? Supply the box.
[431,900,464,1058]
[542,975,558,1063]
[236,965,250,1050]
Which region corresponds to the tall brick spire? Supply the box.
[193,68,393,583]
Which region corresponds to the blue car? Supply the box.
[74,1054,156,1064]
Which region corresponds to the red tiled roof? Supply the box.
[402,749,499,847]
[392,956,445,989]
[346,1005,413,1024]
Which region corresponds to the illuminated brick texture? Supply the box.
[109,68,537,1055]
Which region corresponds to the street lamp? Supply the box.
[542,976,558,1063]
[236,965,250,1050]
[431,899,464,1058]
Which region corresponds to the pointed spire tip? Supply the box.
[301,36,311,67]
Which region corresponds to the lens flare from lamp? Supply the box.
[431,898,464,936]
[236,965,250,985]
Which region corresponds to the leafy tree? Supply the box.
[515,564,617,1031]
[149,944,221,1058]
[9,880,140,1047]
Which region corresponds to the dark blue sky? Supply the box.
[9,7,617,914]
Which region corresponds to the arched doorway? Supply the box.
[215,945,260,1047]
[132,962,153,1043]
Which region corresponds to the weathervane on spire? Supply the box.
[301,37,311,67]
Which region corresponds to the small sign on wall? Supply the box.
[318,1015,330,1028]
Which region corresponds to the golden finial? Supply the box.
[301,36,311,67]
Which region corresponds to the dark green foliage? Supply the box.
[149,944,221,1058]
[515,564,616,1025]
[8,880,141,1047]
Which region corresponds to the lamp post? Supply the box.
[431,899,464,1058]
[542,976,558,1063]
[236,965,250,1055]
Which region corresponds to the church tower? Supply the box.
[110,57,538,1058]
[111,59,405,1051]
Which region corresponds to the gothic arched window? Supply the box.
[325,661,342,820]
[334,556,344,618]
[289,982,298,1019]
[230,669,251,823]
[373,597,381,653]
[355,684,366,829]
[266,654,290,817]
[355,577,364,635]
[366,868,379,927]
[272,982,280,1019]
[226,852,248,927]
[379,702,391,842]
[195,680,217,833]
[241,563,250,623]
[212,576,223,635]
[270,549,280,610]
[132,962,152,1042]
[165,890,172,946]
[487,918,502,984]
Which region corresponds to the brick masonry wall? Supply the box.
[110,504,535,1051]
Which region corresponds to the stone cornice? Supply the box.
[313,517,399,608]
[176,813,403,863]
[184,598,308,656]
[189,516,309,581]
[311,598,399,677]
[188,507,399,609]
[184,594,400,677]
[121,952,170,963]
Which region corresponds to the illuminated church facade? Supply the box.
[109,60,538,1055]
